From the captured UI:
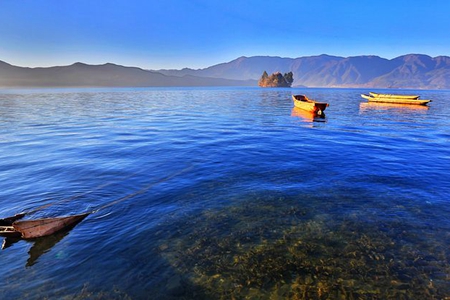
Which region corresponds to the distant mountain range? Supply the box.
[0,61,256,87]
[157,54,450,89]
[1,54,450,89]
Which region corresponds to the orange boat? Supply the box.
[292,95,329,115]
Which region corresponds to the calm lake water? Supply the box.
[0,87,449,299]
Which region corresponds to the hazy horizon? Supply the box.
[1,1,449,70]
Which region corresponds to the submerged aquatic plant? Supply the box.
[156,195,450,299]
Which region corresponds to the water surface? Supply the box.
[0,87,449,299]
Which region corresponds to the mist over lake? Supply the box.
[0,87,449,299]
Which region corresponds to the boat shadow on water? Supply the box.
[1,216,86,267]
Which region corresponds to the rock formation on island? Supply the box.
[258,71,293,87]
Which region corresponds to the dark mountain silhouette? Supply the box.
[157,54,450,89]
[0,61,256,87]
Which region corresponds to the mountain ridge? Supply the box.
[1,53,450,89]
[0,60,256,87]
[157,54,450,89]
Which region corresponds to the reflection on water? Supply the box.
[26,230,70,267]
[291,107,326,123]
[359,101,430,113]
[1,222,80,267]
[2,237,21,250]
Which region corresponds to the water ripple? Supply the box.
[1,87,449,298]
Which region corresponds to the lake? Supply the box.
[0,87,449,299]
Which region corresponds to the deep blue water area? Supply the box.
[0,87,449,299]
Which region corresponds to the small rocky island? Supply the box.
[258,71,293,87]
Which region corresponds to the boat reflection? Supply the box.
[1,236,21,250]
[1,224,76,267]
[291,107,326,122]
[26,230,70,267]
[359,102,429,113]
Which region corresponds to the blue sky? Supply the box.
[1,0,449,69]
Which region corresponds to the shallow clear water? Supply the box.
[0,87,449,299]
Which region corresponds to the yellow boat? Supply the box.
[369,92,420,100]
[361,94,431,105]
[292,95,329,115]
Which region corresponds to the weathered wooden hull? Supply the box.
[12,213,89,239]
[292,95,329,114]
[0,213,26,237]
[361,94,431,105]
[0,213,26,226]
[0,226,22,237]
[369,92,420,99]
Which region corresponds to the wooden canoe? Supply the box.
[369,92,420,100]
[12,213,89,239]
[361,94,431,105]
[0,213,26,226]
[292,95,329,115]
[0,226,22,237]
[0,213,26,238]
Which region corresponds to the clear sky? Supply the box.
[1,0,449,70]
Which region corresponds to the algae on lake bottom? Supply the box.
[155,195,450,299]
